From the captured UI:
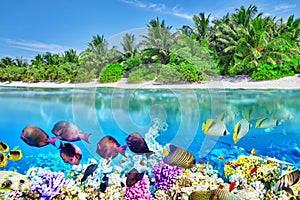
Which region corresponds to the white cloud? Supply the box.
[4,38,71,54]
[120,0,193,21]
[274,4,297,12]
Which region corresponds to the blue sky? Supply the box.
[0,0,299,61]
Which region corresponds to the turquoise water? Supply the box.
[1,86,300,173]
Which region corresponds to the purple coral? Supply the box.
[125,174,153,200]
[153,161,184,190]
[31,171,75,200]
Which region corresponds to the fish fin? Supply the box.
[169,145,178,153]
[163,156,171,165]
[233,122,240,144]
[202,119,214,134]
[162,148,169,156]
[284,187,294,196]
[146,151,155,158]
[80,133,92,143]
[119,145,127,157]
[217,111,225,121]
[47,137,59,147]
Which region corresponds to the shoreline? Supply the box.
[0,75,300,90]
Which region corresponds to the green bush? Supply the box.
[251,63,294,80]
[127,68,148,83]
[157,65,183,83]
[122,56,142,71]
[171,62,201,82]
[99,63,124,83]
[73,68,96,83]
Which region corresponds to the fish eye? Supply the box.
[20,179,25,184]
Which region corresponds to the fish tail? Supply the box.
[47,137,59,147]
[146,151,155,159]
[120,145,127,157]
[81,133,92,143]
[202,123,208,134]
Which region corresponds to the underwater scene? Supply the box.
[1,86,300,200]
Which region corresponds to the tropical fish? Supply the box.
[202,119,230,136]
[0,142,9,152]
[272,107,293,121]
[163,144,196,169]
[0,179,12,191]
[218,156,224,161]
[58,142,82,165]
[21,125,58,147]
[217,109,239,125]
[250,167,258,176]
[232,119,251,144]
[0,152,7,168]
[99,173,109,192]
[251,148,256,155]
[255,117,280,129]
[51,121,91,143]
[125,132,154,158]
[229,181,236,192]
[7,150,22,161]
[126,168,144,187]
[96,136,127,162]
[272,169,300,195]
[189,189,240,200]
[81,163,98,183]
[242,106,270,121]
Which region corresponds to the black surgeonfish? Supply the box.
[99,173,109,192]
[81,163,98,183]
[272,169,300,195]
[163,144,196,169]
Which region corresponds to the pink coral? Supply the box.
[125,174,153,200]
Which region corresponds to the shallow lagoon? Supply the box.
[1,86,300,173]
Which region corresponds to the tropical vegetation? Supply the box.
[0,5,299,84]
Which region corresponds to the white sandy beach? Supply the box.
[0,75,300,89]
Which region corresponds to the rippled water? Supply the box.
[1,86,300,173]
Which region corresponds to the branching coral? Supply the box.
[125,174,153,200]
[153,161,184,190]
[30,170,75,200]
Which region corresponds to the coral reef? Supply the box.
[30,170,75,200]
[0,171,31,192]
[125,174,153,200]
[153,161,184,190]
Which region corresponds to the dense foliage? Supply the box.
[0,5,299,83]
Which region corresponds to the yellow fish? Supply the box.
[233,119,251,144]
[0,141,9,152]
[202,119,230,136]
[7,150,23,161]
[163,144,196,169]
[0,152,8,168]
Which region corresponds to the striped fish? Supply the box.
[163,144,196,169]
[189,189,240,200]
[272,169,300,195]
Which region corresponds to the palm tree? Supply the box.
[140,17,178,64]
[121,33,139,58]
[0,57,15,68]
[81,34,121,75]
[64,49,79,64]
[192,12,212,46]
[15,57,28,68]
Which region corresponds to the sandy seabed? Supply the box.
[1,75,300,89]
